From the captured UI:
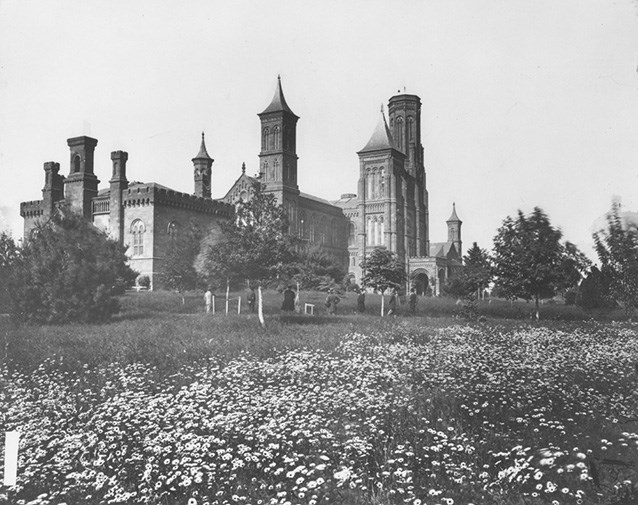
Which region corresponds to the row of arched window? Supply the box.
[129,219,180,257]
[389,115,415,152]
[297,211,340,246]
[366,168,385,200]
[366,216,384,246]
[262,126,281,151]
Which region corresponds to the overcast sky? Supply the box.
[2,0,638,261]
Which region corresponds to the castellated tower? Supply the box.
[258,76,300,200]
[42,161,65,219]
[64,136,99,219]
[193,132,213,199]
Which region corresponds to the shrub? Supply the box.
[9,211,137,323]
[137,275,151,289]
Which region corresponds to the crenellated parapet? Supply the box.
[20,200,45,218]
[122,184,233,217]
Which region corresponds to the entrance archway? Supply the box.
[411,269,430,296]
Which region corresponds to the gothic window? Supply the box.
[238,190,248,202]
[262,161,269,180]
[299,211,306,239]
[273,159,279,181]
[348,222,356,247]
[378,216,384,246]
[273,126,281,150]
[73,155,81,173]
[309,216,316,242]
[373,217,379,246]
[167,221,179,240]
[262,128,270,151]
[366,217,372,246]
[351,255,356,267]
[379,168,385,197]
[407,116,414,141]
[395,116,404,152]
[131,219,145,256]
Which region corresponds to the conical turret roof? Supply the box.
[260,76,298,117]
[359,109,395,153]
[447,203,461,223]
[193,132,212,160]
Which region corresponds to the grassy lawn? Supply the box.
[1,292,638,504]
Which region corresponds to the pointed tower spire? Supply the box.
[260,76,298,117]
[446,203,462,257]
[358,109,395,153]
[194,132,212,160]
[447,202,461,223]
[241,162,246,174]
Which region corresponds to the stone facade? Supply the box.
[20,78,462,293]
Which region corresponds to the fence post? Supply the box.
[212,296,216,315]
[237,297,241,314]
[4,431,19,486]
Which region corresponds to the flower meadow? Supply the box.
[2,323,638,505]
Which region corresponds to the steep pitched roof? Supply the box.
[447,203,461,223]
[359,110,395,153]
[260,76,298,117]
[193,132,212,160]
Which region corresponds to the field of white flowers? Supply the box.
[2,323,638,505]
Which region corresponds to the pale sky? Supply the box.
[2,0,638,262]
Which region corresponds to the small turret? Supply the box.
[193,132,213,199]
[446,203,462,257]
[64,136,100,218]
[109,151,129,242]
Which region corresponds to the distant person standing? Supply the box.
[387,288,398,316]
[409,288,418,314]
[325,289,340,314]
[247,287,256,313]
[204,288,213,313]
[356,288,366,314]
[282,285,296,312]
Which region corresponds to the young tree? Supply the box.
[10,212,137,323]
[161,223,201,304]
[360,248,406,315]
[204,180,298,286]
[492,207,587,319]
[289,245,346,291]
[593,202,638,316]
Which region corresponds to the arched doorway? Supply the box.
[411,269,429,296]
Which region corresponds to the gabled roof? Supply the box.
[358,110,395,153]
[429,242,457,259]
[260,76,298,117]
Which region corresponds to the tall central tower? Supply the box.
[258,76,300,200]
[387,93,429,256]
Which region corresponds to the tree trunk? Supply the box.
[381,293,385,317]
[258,285,265,328]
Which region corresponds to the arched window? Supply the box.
[351,255,356,267]
[73,155,81,173]
[379,168,385,197]
[348,222,356,247]
[167,221,179,240]
[407,116,414,141]
[320,218,327,244]
[395,116,404,152]
[262,128,270,151]
[373,217,379,245]
[238,190,248,202]
[273,126,280,150]
[309,216,316,242]
[378,216,384,246]
[262,161,269,180]
[273,159,279,181]
[131,219,145,256]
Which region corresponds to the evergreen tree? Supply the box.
[462,242,493,297]
[10,212,136,323]
[0,232,20,312]
[593,202,638,315]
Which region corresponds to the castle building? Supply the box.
[20,78,462,293]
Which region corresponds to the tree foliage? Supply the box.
[203,180,298,286]
[289,245,346,292]
[577,266,613,310]
[593,202,638,314]
[161,222,201,301]
[9,212,137,323]
[0,231,20,311]
[360,248,406,294]
[463,242,493,294]
[492,207,589,317]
